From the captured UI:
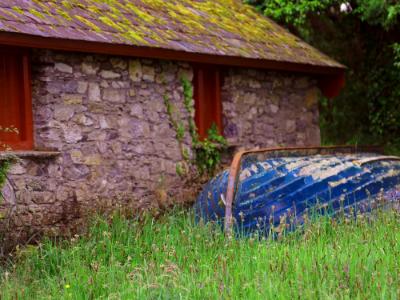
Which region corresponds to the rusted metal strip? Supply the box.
[223,145,384,235]
[224,149,246,236]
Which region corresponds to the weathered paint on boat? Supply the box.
[194,148,400,235]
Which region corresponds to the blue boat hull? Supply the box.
[194,154,400,235]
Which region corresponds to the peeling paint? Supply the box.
[196,153,400,235]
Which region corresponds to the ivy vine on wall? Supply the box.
[164,77,227,178]
[0,126,18,201]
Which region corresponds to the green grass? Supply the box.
[1,209,399,299]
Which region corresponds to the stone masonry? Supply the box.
[0,49,320,241]
[222,68,320,148]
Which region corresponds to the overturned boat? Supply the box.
[194,146,400,235]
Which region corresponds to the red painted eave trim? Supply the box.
[318,72,346,98]
[0,31,345,75]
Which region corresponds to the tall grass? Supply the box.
[0,208,399,299]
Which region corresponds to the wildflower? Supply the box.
[238,211,245,222]
[65,284,71,289]
[340,2,352,13]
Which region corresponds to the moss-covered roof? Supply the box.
[0,0,343,68]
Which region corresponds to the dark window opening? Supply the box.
[193,65,222,139]
[0,46,33,150]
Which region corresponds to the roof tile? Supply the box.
[0,0,343,68]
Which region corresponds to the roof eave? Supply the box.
[0,31,345,75]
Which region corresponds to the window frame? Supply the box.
[0,46,33,151]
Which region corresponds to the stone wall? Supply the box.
[1,50,194,240]
[222,68,320,149]
[0,50,320,241]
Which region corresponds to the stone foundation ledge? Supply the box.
[0,151,61,161]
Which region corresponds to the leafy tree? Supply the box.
[246,0,400,153]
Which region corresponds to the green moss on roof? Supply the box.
[87,5,101,15]
[61,1,73,10]
[125,3,155,23]
[56,8,72,21]
[75,16,101,33]
[11,6,24,15]
[98,15,123,32]
[29,8,46,20]
[0,0,344,68]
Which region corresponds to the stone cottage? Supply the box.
[0,0,344,239]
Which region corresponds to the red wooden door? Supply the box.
[193,65,222,139]
[0,47,33,150]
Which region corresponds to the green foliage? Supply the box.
[354,0,400,29]
[246,0,335,26]
[175,162,185,177]
[163,94,184,142]
[1,209,400,299]
[180,77,198,146]
[0,126,16,201]
[181,77,198,144]
[180,77,227,176]
[0,160,11,211]
[248,0,400,154]
[0,160,10,192]
[193,124,227,176]
[394,43,400,68]
[164,77,227,178]
[163,94,190,176]
[248,0,400,28]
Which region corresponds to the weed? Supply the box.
[0,208,399,299]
